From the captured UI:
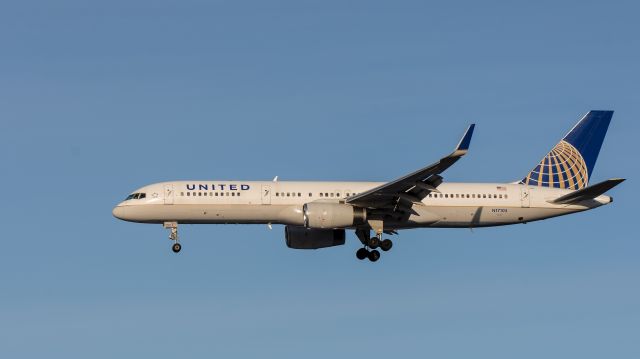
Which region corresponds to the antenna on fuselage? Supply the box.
[273,176,278,182]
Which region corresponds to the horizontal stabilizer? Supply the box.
[551,178,625,204]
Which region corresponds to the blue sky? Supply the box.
[1,1,638,357]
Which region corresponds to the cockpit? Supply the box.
[124,193,146,200]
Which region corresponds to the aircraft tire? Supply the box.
[380,239,393,252]
[368,237,380,249]
[368,250,380,262]
[356,248,369,260]
[172,243,182,253]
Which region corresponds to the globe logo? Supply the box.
[522,140,589,190]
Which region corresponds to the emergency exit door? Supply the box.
[262,185,271,205]
[164,184,174,205]
[520,186,530,208]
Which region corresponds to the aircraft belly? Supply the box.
[120,204,304,225]
[415,206,582,228]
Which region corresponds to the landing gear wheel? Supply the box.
[172,242,182,253]
[368,237,380,249]
[368,249,381,262]
[380,239,393,252]
[356,248,369,260]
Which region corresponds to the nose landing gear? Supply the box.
[164,221,181,253]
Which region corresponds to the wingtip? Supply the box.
[454,123,475,153]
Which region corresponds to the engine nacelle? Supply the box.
[303,203,367,229]
[285,226,346,249]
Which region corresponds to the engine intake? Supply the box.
[285,226,346,249]
[303,203,367,229]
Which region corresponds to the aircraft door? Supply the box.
[164,184,175,205]
[262,184,271,205]
[520,185,530,208]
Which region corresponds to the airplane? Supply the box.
[113,110,624,262]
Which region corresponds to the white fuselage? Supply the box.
[112,181,612,229]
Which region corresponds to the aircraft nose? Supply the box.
[112,205,127,220]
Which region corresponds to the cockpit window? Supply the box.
[125,193,146,200]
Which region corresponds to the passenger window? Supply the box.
[187,192,191,197]
[336,193,340,197]
[232,192,235,196]
[309,193,312,197]
[330,193,334,197]
[298,193,301,197]
[237,192,241,197]
[482,194,486,198]
[499,194,503,198]
[504,194,508,199]
[494,194,497,198]
[276,193,279,197]
[215,192,219,196]
[320,193,323,197]
[325,193,329,197]
[466,194,470,198]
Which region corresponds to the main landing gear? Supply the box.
[164,221,181,253]
[355,229,393,263]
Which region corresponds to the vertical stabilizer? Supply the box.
[520,110,613,189]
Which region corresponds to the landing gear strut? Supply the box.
[355,228,393,263]
[164,221,181,253]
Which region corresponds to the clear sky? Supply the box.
[1,1,638,358]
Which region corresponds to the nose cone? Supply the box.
[112,205,127,220]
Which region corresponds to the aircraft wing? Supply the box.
[346,124,475,214]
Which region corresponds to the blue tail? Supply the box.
[521,110,613,189]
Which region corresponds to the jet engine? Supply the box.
[285,226,346,249]
[302,203,367,229]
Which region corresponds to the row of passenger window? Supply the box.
[181,192,241,197]
[428,193,508,199]
[275,192,359,198]
[180,191,359,199]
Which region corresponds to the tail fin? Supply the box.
[521,110,613,189]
